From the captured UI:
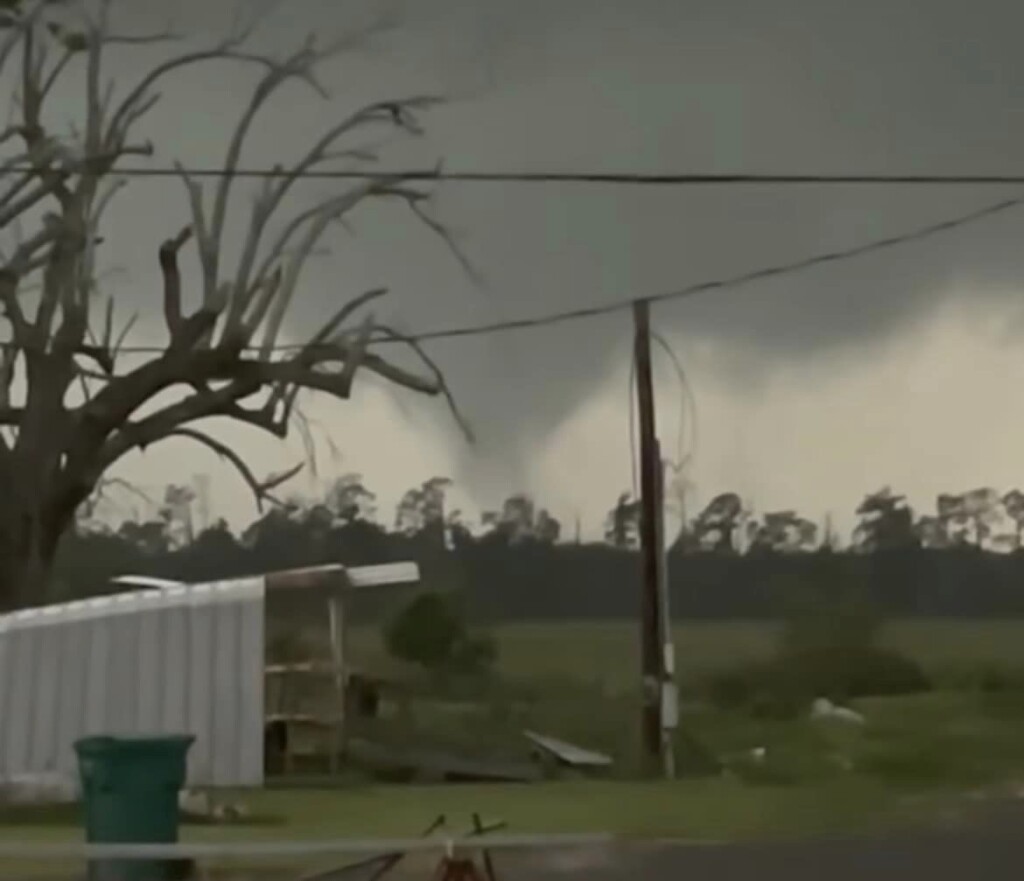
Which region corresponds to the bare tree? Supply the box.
[0,1,468,607]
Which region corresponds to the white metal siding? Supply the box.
[0,579,265,788]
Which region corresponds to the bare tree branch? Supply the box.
[369,324,474,443]
[228,96,442,329]
[162,427,299,511]
[0,269,30,343]
[158,224,192,339]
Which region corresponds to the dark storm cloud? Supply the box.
[113,0,1024,355]
[72,0,1024,489]
[387,0,1024,358]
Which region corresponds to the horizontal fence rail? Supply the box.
[0,833,614,861]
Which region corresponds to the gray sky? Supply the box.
[33,0,1024,539]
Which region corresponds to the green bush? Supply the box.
[775,645,931,701]
[383,590,497,676]
[778,578,883,655]
[702,565,928,713]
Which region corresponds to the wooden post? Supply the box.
[654,438,677,779]
[632,298,663,771]
[327,590,347,775]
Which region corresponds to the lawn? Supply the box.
[0,774,947,845]
[345,619,1024,691]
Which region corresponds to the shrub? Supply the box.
[778,579,883,655]
[383,590,497,676]
[773,644,931,701]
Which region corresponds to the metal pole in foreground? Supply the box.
[632,298,663,773]
[0,834,616,861]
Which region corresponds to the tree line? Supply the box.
[41,476,1024,619]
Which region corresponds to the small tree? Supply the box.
[395,476,453,547]
[481,493,561,546]
[383,590,496,676]
[1003,489,1024,550]
[747,510,818,554]
[325,473,376,524]
[693,492,746,553]
[0,1,468,607]
[853,488,919,552]
[604,491,639,548]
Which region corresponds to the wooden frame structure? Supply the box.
[255,562,420,775]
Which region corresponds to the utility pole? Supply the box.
[654,437,678,779]
[632,299,663,773]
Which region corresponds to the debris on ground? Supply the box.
[348,738,542,784]
[524,731,613,770]
[0,771,78,805]
[178,789,249,823]
[810,697,866,725]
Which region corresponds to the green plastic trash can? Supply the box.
[75,734,195,881]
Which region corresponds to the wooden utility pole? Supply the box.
[653,436,678,779]
[632,299,663,770]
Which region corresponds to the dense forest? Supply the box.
[43,477,1024,619]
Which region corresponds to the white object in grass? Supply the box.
[810,697,865,725]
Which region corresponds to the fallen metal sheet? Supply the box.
[524,731,613,768]
[110,575,188,590]
[348,739,542,784]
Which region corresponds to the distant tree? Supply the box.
[325,473,376,524]
[481,493,561,546]
[239,502,316,569]
[853,488,919,552]
[914,514,949,549]
[161,483,197,547]
[396,477,452,536]
[935,488,1004,548]
[1003,489,1024,550]
[604,492,640,549]
[117,517,173,557]
[693,492,747,553]
[444,507,474,549]
[747,510,818,554]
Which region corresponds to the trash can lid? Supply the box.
[74,734,195,756]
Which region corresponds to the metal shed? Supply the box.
[0,562,418,790]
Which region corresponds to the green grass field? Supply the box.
[347,618,1024,690]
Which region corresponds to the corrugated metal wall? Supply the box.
[0,578,266,788]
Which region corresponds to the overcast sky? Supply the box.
[32,0,1024,540]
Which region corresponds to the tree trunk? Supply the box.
[0,504,63,612]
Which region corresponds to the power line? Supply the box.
[379,194,1024,345]
[10,164,1024,185]
[3,194,1020,355]
[651,332,697,473]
